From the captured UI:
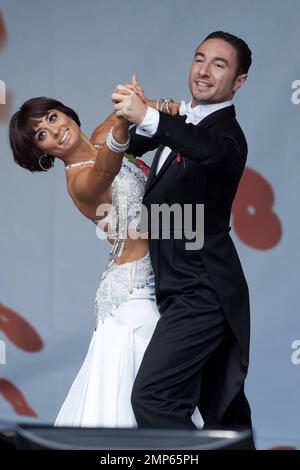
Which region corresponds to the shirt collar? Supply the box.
[179,99,233,125]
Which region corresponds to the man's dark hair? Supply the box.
[203,31,252,75]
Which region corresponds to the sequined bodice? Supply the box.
[94,158,154,328]
[103,157,147,245]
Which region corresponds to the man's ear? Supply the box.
[233,73,248,92]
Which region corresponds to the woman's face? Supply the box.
[33,109,81,158]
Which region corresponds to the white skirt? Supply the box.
[55,283,203,428]
[55,285,160,427]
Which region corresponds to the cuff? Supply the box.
[136,107,159,137]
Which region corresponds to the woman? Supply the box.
[9,92,196,427]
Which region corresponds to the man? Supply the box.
[112,31,253,430]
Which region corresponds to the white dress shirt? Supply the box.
[136,99,233,175]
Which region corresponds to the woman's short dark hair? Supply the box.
[9,97,81,172]
[203,31,252,75]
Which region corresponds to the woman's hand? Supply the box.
[131,75,147,103]
[169,101,181,116]
[112,75,147,104]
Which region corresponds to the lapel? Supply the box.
[144,146,177,197]
[143,105,236,199]
[144,145,163,193]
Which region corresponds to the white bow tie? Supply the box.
[179,100,201,125]
[179,99,233,125]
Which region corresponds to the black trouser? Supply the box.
[131,299,229,429]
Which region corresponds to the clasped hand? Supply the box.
[112,75,148,124]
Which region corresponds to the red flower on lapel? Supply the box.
[176,153,182,163]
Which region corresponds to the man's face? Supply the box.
[188,38,247,106]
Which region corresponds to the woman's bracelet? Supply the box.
[106,127,130,153]
[156,98,174,114]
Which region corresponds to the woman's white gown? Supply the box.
[55,158,203,428]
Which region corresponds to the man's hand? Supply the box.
[112,85,148,124]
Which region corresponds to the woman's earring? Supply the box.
[38,154,53,171]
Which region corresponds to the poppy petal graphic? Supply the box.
[232,167,282,250]
[0,303,43,352]
[0,11,7,48]
[0,379,37,416]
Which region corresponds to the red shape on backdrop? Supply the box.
[232,167,282,250]
[0,303,44,352]
[0,11,7,48]
[0,379,37,416]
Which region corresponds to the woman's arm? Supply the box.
[146,99,180,116]
[90,97,180,163]
[69,118,130,204]
[90,111,120,146]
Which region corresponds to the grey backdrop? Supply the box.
[0,0,299,449]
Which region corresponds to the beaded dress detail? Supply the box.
[65,155,154,329]
[94,157,154,328]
